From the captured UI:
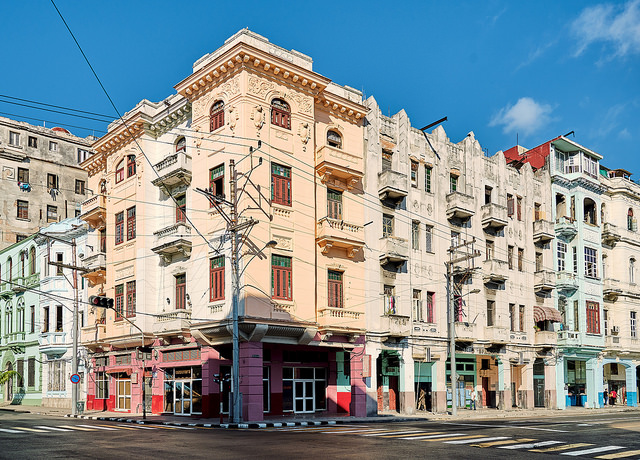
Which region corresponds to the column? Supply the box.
[626,363,637,407]
[239,341,263,421]
[433,358,447,413]
[586,357,599,409]
[556,356,566,410]
[497,359,510,410]
[350,342,367,417]
[544,359,557,409]
[521,362,534,409]
[399,345,415,415]
[365,345,380,417]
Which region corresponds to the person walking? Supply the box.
[604,388,609,406]
[471,388,477,410]
[611,389,617,406]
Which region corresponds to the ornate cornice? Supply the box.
[145,103,192,138]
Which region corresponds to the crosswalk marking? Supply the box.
[78,424,118,431]
[34,426,73,432]
[378,432,444,439]
[0,428,24,433]
[118,424,156,430]
[406,433,466,441]
[560,446,625,456]
[531,443,593,453]
[472,438,535,448]
[595,449,640,459]
[105,424,139,430]
[421,435,483,442]
[11,427,48,433]
[499,440,563,449]
[58,425,97,431]
[445,436,510,445]
[322,428,388,434]
[361,430,423,437]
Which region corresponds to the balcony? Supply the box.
[10,273,39,293]
[446,191,475,220]
[556,272,578,293]
[318,307,364,331]
[81,317,107,349]
[0,282,12,299]
[80,194,106,230]
[486,326,509,344]
[481,203,508,230]
[378,170,408,202]
[558,330,581,347]
[603,278,623,301]
[534,270,556,292]
[80,249,106,287]
[535,330,557,347]
[555,216,577,240]
[38,332,68,356]
[4,332,26,345]
[151,222,193,263]
[379,236,409,265]
[379,314,411,337]
[152,309,192,335]
[602,223,622,247]
[316,217,364,258]
[455,322,476,342]
[533,219,555,244]
[482,258,509,285]
[151,151,192,192]
[315,145,363,190]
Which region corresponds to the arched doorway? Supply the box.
[604,362,627,405]
[5,362,13,403]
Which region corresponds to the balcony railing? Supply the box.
[454,322,477,342]
[152,309,192,335]
[318,307,364,329]
[80,323,107,346]
[483,258,509,285]
[316,217,364,258]
[481,203,508,229]
[535,330,557,346]
[378,170,408,202]
[486,326,509,343]
[602,222,622,247]
[151,151,192,192]
[379,314,411,337]
[558,330,581,346]
[315,145,363,189]
[533,219,555,244]
[534,270,556,292]
[39,332,68,355]
[80,194,106,229]
[80,249,106,287]
[151,222,193,262]
[556,272,578,292]
[603,278,623,301]
[555,216,577,240]
[379,236,409,265]
[446,191,475,220]
[10,273,39,293]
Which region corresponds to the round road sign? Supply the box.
[70,373,81,384]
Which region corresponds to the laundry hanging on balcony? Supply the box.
[533,305,562,323]
[17,181,31,192]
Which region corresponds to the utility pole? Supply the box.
[446,237,480,416]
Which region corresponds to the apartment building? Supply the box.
[364,99,557,415]
[80,29,368,420]
[600,167,640,407]
[0,116,94,250]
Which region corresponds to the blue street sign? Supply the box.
[70,373,81,384]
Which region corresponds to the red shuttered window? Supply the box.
[272,255,292,301]
[115,212,124,245]
[175,274,186,309]
[328,270,343,308]
[126,206,136,240]
[271,163,291,206]
[586,301,600,334]
[209,257,225,301]
[115,284,124,321]
[210,101,224,132]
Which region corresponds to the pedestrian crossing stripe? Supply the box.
[560,446,625,457]
[530,443,593,453]
[361,430,424,437]
[446,437,510,445]
[33,426,73,432]
[105,424,139,430]
[0,428,23,433]
[421,435,484,442]
[407,433,467,441]
[595,449,640,459]
[11,427,48,433]
[499,440,563,449]
[471,438,535,448]
[322,429,389,434]
[58,425,97,431]
[78,424,118,431]
[378,432,445,439]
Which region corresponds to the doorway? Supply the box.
[174,381,192,415]
[116,378,131,410]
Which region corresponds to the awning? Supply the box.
[534,305,562,323]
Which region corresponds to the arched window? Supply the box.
[7,257,12,283]
[176,136,186,153]
[29,247,35,275]
[631,258,636,284]
[115,160,125,183]
[327,130,342,149]
[210,101,224,132]
[5,302,13,335]
[584,198,597,225]
[628,208,635,231]
[271,98,290,129]
[127,155,136,178]
[20,251,25,277]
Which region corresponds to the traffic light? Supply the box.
[89,295,114,309]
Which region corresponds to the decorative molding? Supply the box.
[248,75,275,98]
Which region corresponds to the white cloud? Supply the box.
[572,0,640,59]
[515,41,556,72]
[619,128,632,139]
[595,103,626,137]
[489,97,553,136]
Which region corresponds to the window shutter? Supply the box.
[633,218,638,232]
[507,197,514,216]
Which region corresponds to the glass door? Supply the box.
[294,379,315,413]
[174,381,192,415]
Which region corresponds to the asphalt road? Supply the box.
[3,411,640,459]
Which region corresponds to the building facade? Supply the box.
[0,235,42,405]
[0,116,94,250]
[80,29,368,420]
[363,100,558,415]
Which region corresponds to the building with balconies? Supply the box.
[79,30,368,421]
[0,116,94,251]
[0,234,42,406]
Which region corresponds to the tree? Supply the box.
[0,369,19,385]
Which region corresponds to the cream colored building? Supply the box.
[363,99,558,415]
[79,29,368,420]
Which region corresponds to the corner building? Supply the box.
[80,30,367,420]
[363,100,558,415]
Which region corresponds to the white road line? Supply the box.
[117,424,156,430]
[409,433,467,440]
[78,424,118,431]
[445,436,510,445]
[443,422,569,433]
[321,428,388,434]
[0,428,24,433]
[34,426,72,432]
[560,446,625,456]
[499,440,563,449]
[361,430,423,437]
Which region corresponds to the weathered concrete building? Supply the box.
[0,116,94,250]
[364,99,558,415]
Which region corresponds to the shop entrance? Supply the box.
[163,366,202,416]
[566,359,586,406]
[377,351,400,412]
[533,359,546,407]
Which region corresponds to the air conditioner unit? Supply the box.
[612,326,620,334]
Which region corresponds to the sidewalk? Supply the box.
[1,403,638,429]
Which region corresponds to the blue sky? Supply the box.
[2,1,639,172]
